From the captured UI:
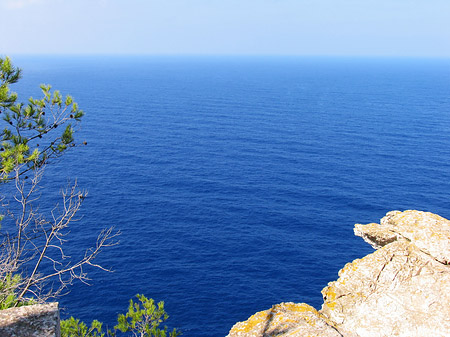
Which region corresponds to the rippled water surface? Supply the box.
[10,56,450,336]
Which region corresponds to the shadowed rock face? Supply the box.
[227,210,450,337]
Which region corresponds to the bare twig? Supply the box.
[0,166,119,306]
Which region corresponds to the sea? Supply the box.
[6,55,450,336]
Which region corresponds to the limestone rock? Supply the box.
[228,210,450,337]
[0,302,60,337]
[227,302,344,337]
[355,210,450,264]
[353,222,398,249]
[321,240,450,336]
[321,210,450,336]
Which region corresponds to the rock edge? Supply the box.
[227,210,450,337]
[0,302,60,337]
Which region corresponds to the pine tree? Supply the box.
[0,56,84,182]
[0,56,117,306]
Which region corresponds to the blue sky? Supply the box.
[1,0,450,57]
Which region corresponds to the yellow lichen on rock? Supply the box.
[378,210,450,264]
[227,302,343,337]
[229,310,268,334]
[322,210,450,336]
[227,210,450,337]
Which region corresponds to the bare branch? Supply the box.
[1,172,120,306]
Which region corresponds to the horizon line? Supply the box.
[3,53,450,61]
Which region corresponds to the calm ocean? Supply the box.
[9,55,450,336]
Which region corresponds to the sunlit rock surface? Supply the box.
[227,302,344,337]
[0,302,60,337]
[227,210,450,337]
[355,210,450,264]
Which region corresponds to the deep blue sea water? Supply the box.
[6,55,450,336]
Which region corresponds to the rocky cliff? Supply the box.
[0,302,60,337]
[227,210,450,337]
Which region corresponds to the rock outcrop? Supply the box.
[227,303,344,337]
[227,210,450,337]
[0,302,60,337]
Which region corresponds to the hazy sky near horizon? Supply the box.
[1,0,450,57]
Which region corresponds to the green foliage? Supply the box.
[60,295,181,337]
[0,56,84,182]
[0,274,22,309]
[60,317,104,337]
[0,57,112,308]
[113,294,180,337]
[1,59,178,337]
[0,274,34,309]
[0,58,117,312]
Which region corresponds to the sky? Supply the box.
[1,0,450,57]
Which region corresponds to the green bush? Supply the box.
[0,274,34,309]
[61,294,181,337]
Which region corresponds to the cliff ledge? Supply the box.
[227,210,450,337]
